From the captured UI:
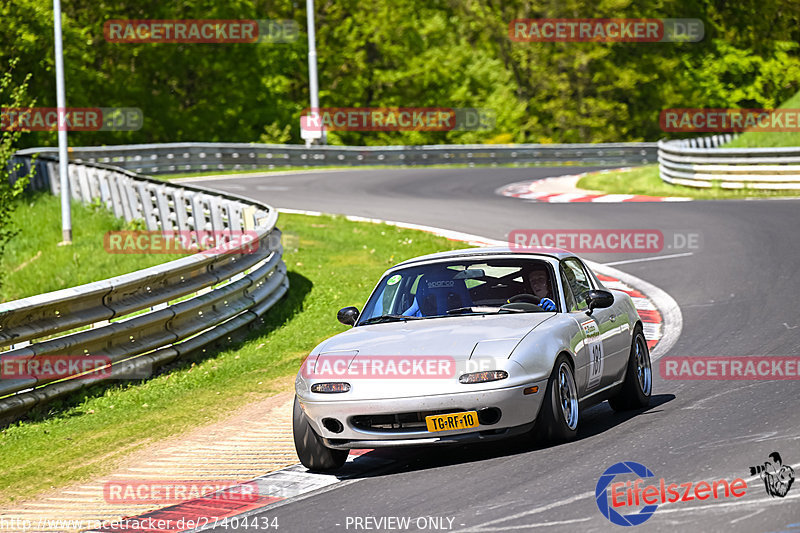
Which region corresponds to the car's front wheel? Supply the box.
[535,354,579,443]
[608,327,652,411]
[293,397,348,472]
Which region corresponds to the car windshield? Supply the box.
[358,258,558,324]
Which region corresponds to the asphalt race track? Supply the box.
[186,166,800,532]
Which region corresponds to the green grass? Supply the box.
[0,212,469,505]
[1,193,189,303]
[576,165,800,199]
[724,90,800,148]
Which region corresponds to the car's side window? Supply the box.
[560,258,592,312]
[559,269,577,312]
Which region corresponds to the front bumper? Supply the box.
[298,380,547,445]
[322,422,535,449]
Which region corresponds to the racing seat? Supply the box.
[414,272,472,316]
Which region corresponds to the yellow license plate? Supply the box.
[425,411,479,432]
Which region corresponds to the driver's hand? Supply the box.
[539,298,556,311]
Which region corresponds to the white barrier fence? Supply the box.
[659,135,800,190]
[0,154,288,423]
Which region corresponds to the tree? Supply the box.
[0,59,34,291]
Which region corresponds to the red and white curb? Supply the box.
[595,274,661,351]
[90,451,400,533]
[498,172,693,203]
[89,212,680,533]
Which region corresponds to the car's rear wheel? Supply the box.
[535,354,579,443]
[608,327,652,411]
[293,397,348,471]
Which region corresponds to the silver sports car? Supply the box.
[293,247,652,471]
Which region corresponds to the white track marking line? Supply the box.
[591,194,634,202]
[463,517,592,531]
[602,252,694,267]
[452,491,594,532]
[630,297,656,310]
[517,191,552,199]
[642,322,663,340]
[277,207,324,216]
[602,280,633,291]
[543,193,590,202]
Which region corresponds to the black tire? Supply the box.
[292,397,348,472]
[608,327,652,411]
[535,354,579,443]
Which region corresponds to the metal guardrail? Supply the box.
[0,154,289,423]
[16,141,658,175]
[659,135,800,190]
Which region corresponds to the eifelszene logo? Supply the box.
[749,452,795,498]
[595,461,748,526]
[596,462,658,526]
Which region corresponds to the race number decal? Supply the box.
[581,319,603,388]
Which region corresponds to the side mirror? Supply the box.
[337,306,360,326]
[582,289,614,316]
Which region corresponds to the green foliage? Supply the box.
[0,58,35,291]
[724,89,800,148]
[259,120,293,144]
[1,1,799,146]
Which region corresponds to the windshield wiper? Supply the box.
[360,314,423,325]
[446,306,525,315]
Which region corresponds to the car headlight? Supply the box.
[458,370,508,384]
[310,382,351,393]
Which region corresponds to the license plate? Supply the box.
[425,411,479,432]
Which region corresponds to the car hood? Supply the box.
[318,313,554,358]
[298,313,555,401]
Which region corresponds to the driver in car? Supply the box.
[508,268,557,311]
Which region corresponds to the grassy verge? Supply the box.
[576,165,800,200]
[724,90,800,148]
[1,193,189,302]
[0,212,469,505]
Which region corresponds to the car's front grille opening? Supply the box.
[351,408,466,432]
[322,417,344,433]
[477,407,502,425]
